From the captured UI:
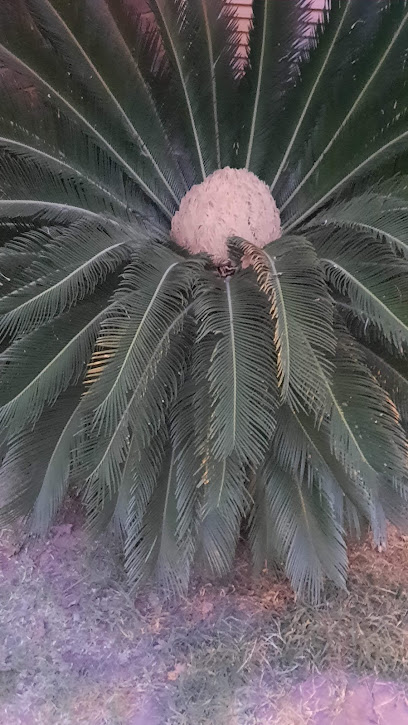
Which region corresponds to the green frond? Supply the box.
[273,405,385,542]
[105,425,168,540]
[312,183,408,258]
[259,459,348,603]
[380,481,408,533]
[183,0,239,170]
[191,284,267,575]
[124,436,191,595]
[0,389,83,526]
[282,0,408,226]
[239,0,311,175]
[147,0,211,180]
[13,0,184,212]
[231,235,335,416]
[86,244,201,434]
[330,330,408,486]
[0,291,111,436]
[197,456,248,578]
[248,472,278,576]
[355,341,408,425]
[194,269,279,466]
[82,246,201,513]
[0,33,169,218]
[0,199,115,231]
[310,224,408,352]
[30,393,87,534]
[170,379,200,564]
[0,220,135,340]
[0,138,135,219]
[270,0,360,195]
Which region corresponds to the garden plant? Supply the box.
[0,0,408,602]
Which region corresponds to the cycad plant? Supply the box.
[1,0,408,601]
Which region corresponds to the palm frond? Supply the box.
[248,472,278,576]
[281,0,408,215]
[285,117,408,231]
[30,393,87,534]
[312,183,408,258]
[0,39,170,222]
[0,138,135,219]
[273,405,385,539]
[310,224,408,352]
[330,330,408,485]
[0,199,115,230]
[177,0,238,172]
[355,341,408,425]
[86,245,200,434]
[103,0,192,193]
[170,379,200,567]
[0,389,82,525]
[259,458,347,603]
[17,0,184,212]
[124,437,191,595]
[0,292,111,436]
[231,236,334,416]
[82,246,201,512]
[197,456,248,577]
[270,0,360,193]
[103,425,168,540]
[194,270,278,466]
[269,323,398,547]
[0,220,135,340]
[240,0,311,175]
[148,0,209,180]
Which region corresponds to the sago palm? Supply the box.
[1,0,408,601]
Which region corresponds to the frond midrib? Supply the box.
[245,0,268,170]
[225,277,237,450]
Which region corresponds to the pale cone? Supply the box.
[171,167,282,265]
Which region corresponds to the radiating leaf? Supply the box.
[0,293,111,436]
[83,246,200,511]
[273,405,385,541]
[355,341,408,424]
[0,219,135,339]
[198,455,248,577]
[310,224,408,352]
[195,270,279,466]
[30,393,87,534]
[124,439,191,594]
[0,389,82,525]
[232,236,334,416]
[281,0,408,214]
[260,459,347,602]
[240,0,311,174]
[312,184,408,258]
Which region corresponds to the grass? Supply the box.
[1,508,408,724]
[134,530,408,723]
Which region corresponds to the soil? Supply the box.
[1,504,408,724]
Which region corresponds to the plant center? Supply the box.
[171,167,281,266]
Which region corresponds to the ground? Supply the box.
[1,505,408,724]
